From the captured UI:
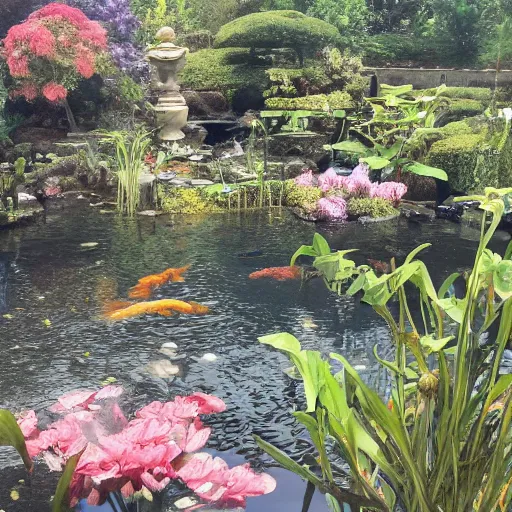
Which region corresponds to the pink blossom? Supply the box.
[317,196,348,221]
[344,164,372,197]
[28,26,56,57]
[186,392,227,415]
[17,410,39,438]
[294,170,314,187]
[42,83,67,103]
[318,168,344,192]
[7,55,30,77]
[370,182,408,206]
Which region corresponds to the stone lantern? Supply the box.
[146,27,189,141]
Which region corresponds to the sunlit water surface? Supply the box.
[0,203,509,511]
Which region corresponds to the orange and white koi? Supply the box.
[104,298,209,321]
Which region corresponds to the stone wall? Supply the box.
[365,68,512,92]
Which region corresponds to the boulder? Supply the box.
[283,158,318,179]
[267,133,330,163]
[183,90,232,119]
[400,203,436,222]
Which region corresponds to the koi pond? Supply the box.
[0,203,510,511]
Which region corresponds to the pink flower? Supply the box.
[318,168,343,192]
[294,170,314,187]
[370,181,408,206]
[345,164,372,197]
[7,55,30,77]
[171,417,211,452]
[17,410,38,438]
[42,83,67,103]
[28,26,56,57]
[317,196,348,221]
[185,392,227,415]
[75,45,95,78]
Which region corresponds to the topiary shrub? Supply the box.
[436,99,487,126]
[346,197,399,219]
[180,48,268,111]
[418,87,492,102]
[214,10,341,66]
[427,134,498,193]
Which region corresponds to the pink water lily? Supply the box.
[17,388,276,508]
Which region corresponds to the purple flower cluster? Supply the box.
[68,0,147,79]
[317,196,348,221]
[370,182,408,205]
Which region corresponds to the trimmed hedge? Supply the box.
[264,91,353,110]
[180,47,268,95]
[214,11,341,56]
[418,87,492,102]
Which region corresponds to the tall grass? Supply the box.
[100,130,151,216]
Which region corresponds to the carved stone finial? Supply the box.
[156,27,176,43]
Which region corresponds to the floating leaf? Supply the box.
[3,314,13,319]
[80,242,99,248]
[100,376,117,386]
[10,489,19,501]
[43,319,51,327]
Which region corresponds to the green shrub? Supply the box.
[419,87,492,102]
[264,91,353,110]
[427,133,498,193]
[347,197,399,218]
[437,99,487,125]
[159,187,217,214]
[214,10,341,64]
[283,180,321,213]
[180,48,268,95]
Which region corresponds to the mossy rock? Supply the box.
[347,197,399,219]
[214,11,341,59]
[283,180,321,214]
[159,187,218,214]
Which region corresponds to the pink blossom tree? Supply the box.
[1,3,108,131]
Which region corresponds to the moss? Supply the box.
[214,11,341,56]
[347,197,399,219]
[58,176,80,191]
[283,180,321,213]
[180,48,268,94]
[264,91,353,110]
[427,134,498,193]
[159,187,217,214]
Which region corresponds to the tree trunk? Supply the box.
[63,98,78,133]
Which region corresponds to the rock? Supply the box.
[200,353,218,362]
[169,178,192,187]
[52,142,88,157]
[159,347,178,358]
[267,133,330,163]
[399,173,437,202]
[137,210,164,217]
[183,90,231,119]
[174,497,198,510]
[161,342,178,349]
[80,242,99,248]
[400,203,436,222]
[12,143,33,163]
[183,123,208,148]
[145,360,180,378]
[190,179,214,187]
[283,158,318,179]
[18,193,37,203]
[436,204,463,222]
[290,207,318,222]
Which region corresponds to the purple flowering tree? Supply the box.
[68,0,148,80]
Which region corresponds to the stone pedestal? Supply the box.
[146,27,189,141]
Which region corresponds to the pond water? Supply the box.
[0,203,510,511]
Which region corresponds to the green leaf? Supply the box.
[330,140,369,154]
[361,156,391,170]
[437,297,466,323]
[259,332,301,355]
[325,494,341,512]
[291,245,318,266]
[505,240,512,260]
[347,272,367,296]
[379,141,403,160]
[494,260,512,299]
[379,84,414,97]
[420,335,455,354]
[312,233,331,257]
[438,272,461,299]
[405,162,448,181]
[52,454,80,512]
[0,410,33,472]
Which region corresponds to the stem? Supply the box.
[62,98,78,132]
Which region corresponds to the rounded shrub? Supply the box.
[214,11,341,64]
[284,180,322,213]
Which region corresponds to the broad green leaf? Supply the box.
[404,243,432,265]
[347,272,367,296]
[405,162,448,181]
[259,332,301,356]
[330,140,369,154]
[494,260,512,299]
[314,251,358,284]
[312,233,331,257]
[420,335,455,354]
[52,454,80,512]
[438,272,461,299]
[0,410,33,472]
[437,297,466,323]
[379,141,403,160]
[291,245,318,266]
[361,156,391,170]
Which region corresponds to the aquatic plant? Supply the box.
[11,387,276,508]
[257,188,512,511]
[347,197,399,219]
[129,265,190,299]
[100,130,151,216]
[159,187,217,214]
[249,266,301,281]
[2,3,107,131]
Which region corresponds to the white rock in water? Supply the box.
[174,497,198,509]
[353,365,367,371]
[146,359,180,378]
[80,242,99,248]
[201,353,218,362]
[18,193,37,202]
[161,342,178,349]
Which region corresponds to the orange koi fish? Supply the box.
[128,265,190,299]
[249,266,301,281]
[104,299,209,321]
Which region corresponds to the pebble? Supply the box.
[201,353,218,362]
[159,347,178,358]
[174,497,198,510]
[145,360,180,378]
[161,342,178,349]
[80,242,99,248]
